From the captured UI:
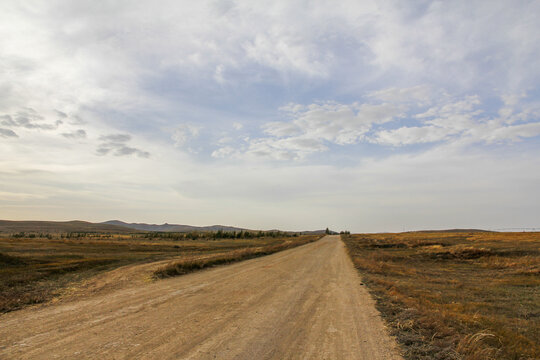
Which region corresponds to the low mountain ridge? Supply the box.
[0,219,330,234]
[0,220,133,233]
[102,220,247,233]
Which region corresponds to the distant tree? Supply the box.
[325,228,330,235]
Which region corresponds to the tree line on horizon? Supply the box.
[143,230,300,240]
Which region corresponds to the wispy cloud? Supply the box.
[61,129,87,139]
[97,134,150,158]
[172,125,200,147]
[0,128,18,138]
[0,109,61,130]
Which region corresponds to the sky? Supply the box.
[1,0,540,232]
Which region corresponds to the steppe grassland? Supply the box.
[0,232,319,313]
[342,231,539,360]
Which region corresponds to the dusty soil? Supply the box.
[0,235,402,359]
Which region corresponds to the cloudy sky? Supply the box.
[1,0,539,232]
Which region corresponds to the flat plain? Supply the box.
[0,230,318,313]
[3,227,536,359]
[0,235,402,359]
[342,231,540,360]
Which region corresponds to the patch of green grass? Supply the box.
[342,232,540,360]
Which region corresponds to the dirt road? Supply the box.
[0,235,402,359]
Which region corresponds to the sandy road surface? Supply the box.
[0,235,402,359]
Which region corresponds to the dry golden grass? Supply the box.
[154,236,319,278]
[0,233,319,313]
[342,231,540,360]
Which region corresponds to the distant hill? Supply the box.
[298,229,337,235]
[102,220,248,233]
[0,220,134,234]
[0,219,330,235]
[409,229,492,233]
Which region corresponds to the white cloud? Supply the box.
[244,136,328,161]
[217,136,233,145]
[1,1,539,118]
[498,93,540,124]
[365,1,540,91]
[212,90,540,157]
[482,122,540,143]
[232,122,243,130]
[367,85,439,105]
[172,124,200,147]
[417,95,481,120]
[263,121,301,137]
[214,64,226,84]
[243,33,327,77]
[374,125,457,146]
[381,92,540,147]
[211,146,235,158]
[239,101,404,160]
[371,93,540,147]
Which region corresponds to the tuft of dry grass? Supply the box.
[456,332,501,360]
[342,231,540,360]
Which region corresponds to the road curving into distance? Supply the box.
[0,235,403,359]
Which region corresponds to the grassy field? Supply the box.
[154,235,319,278]
[342,231,539,360]
[0,232,319,313]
